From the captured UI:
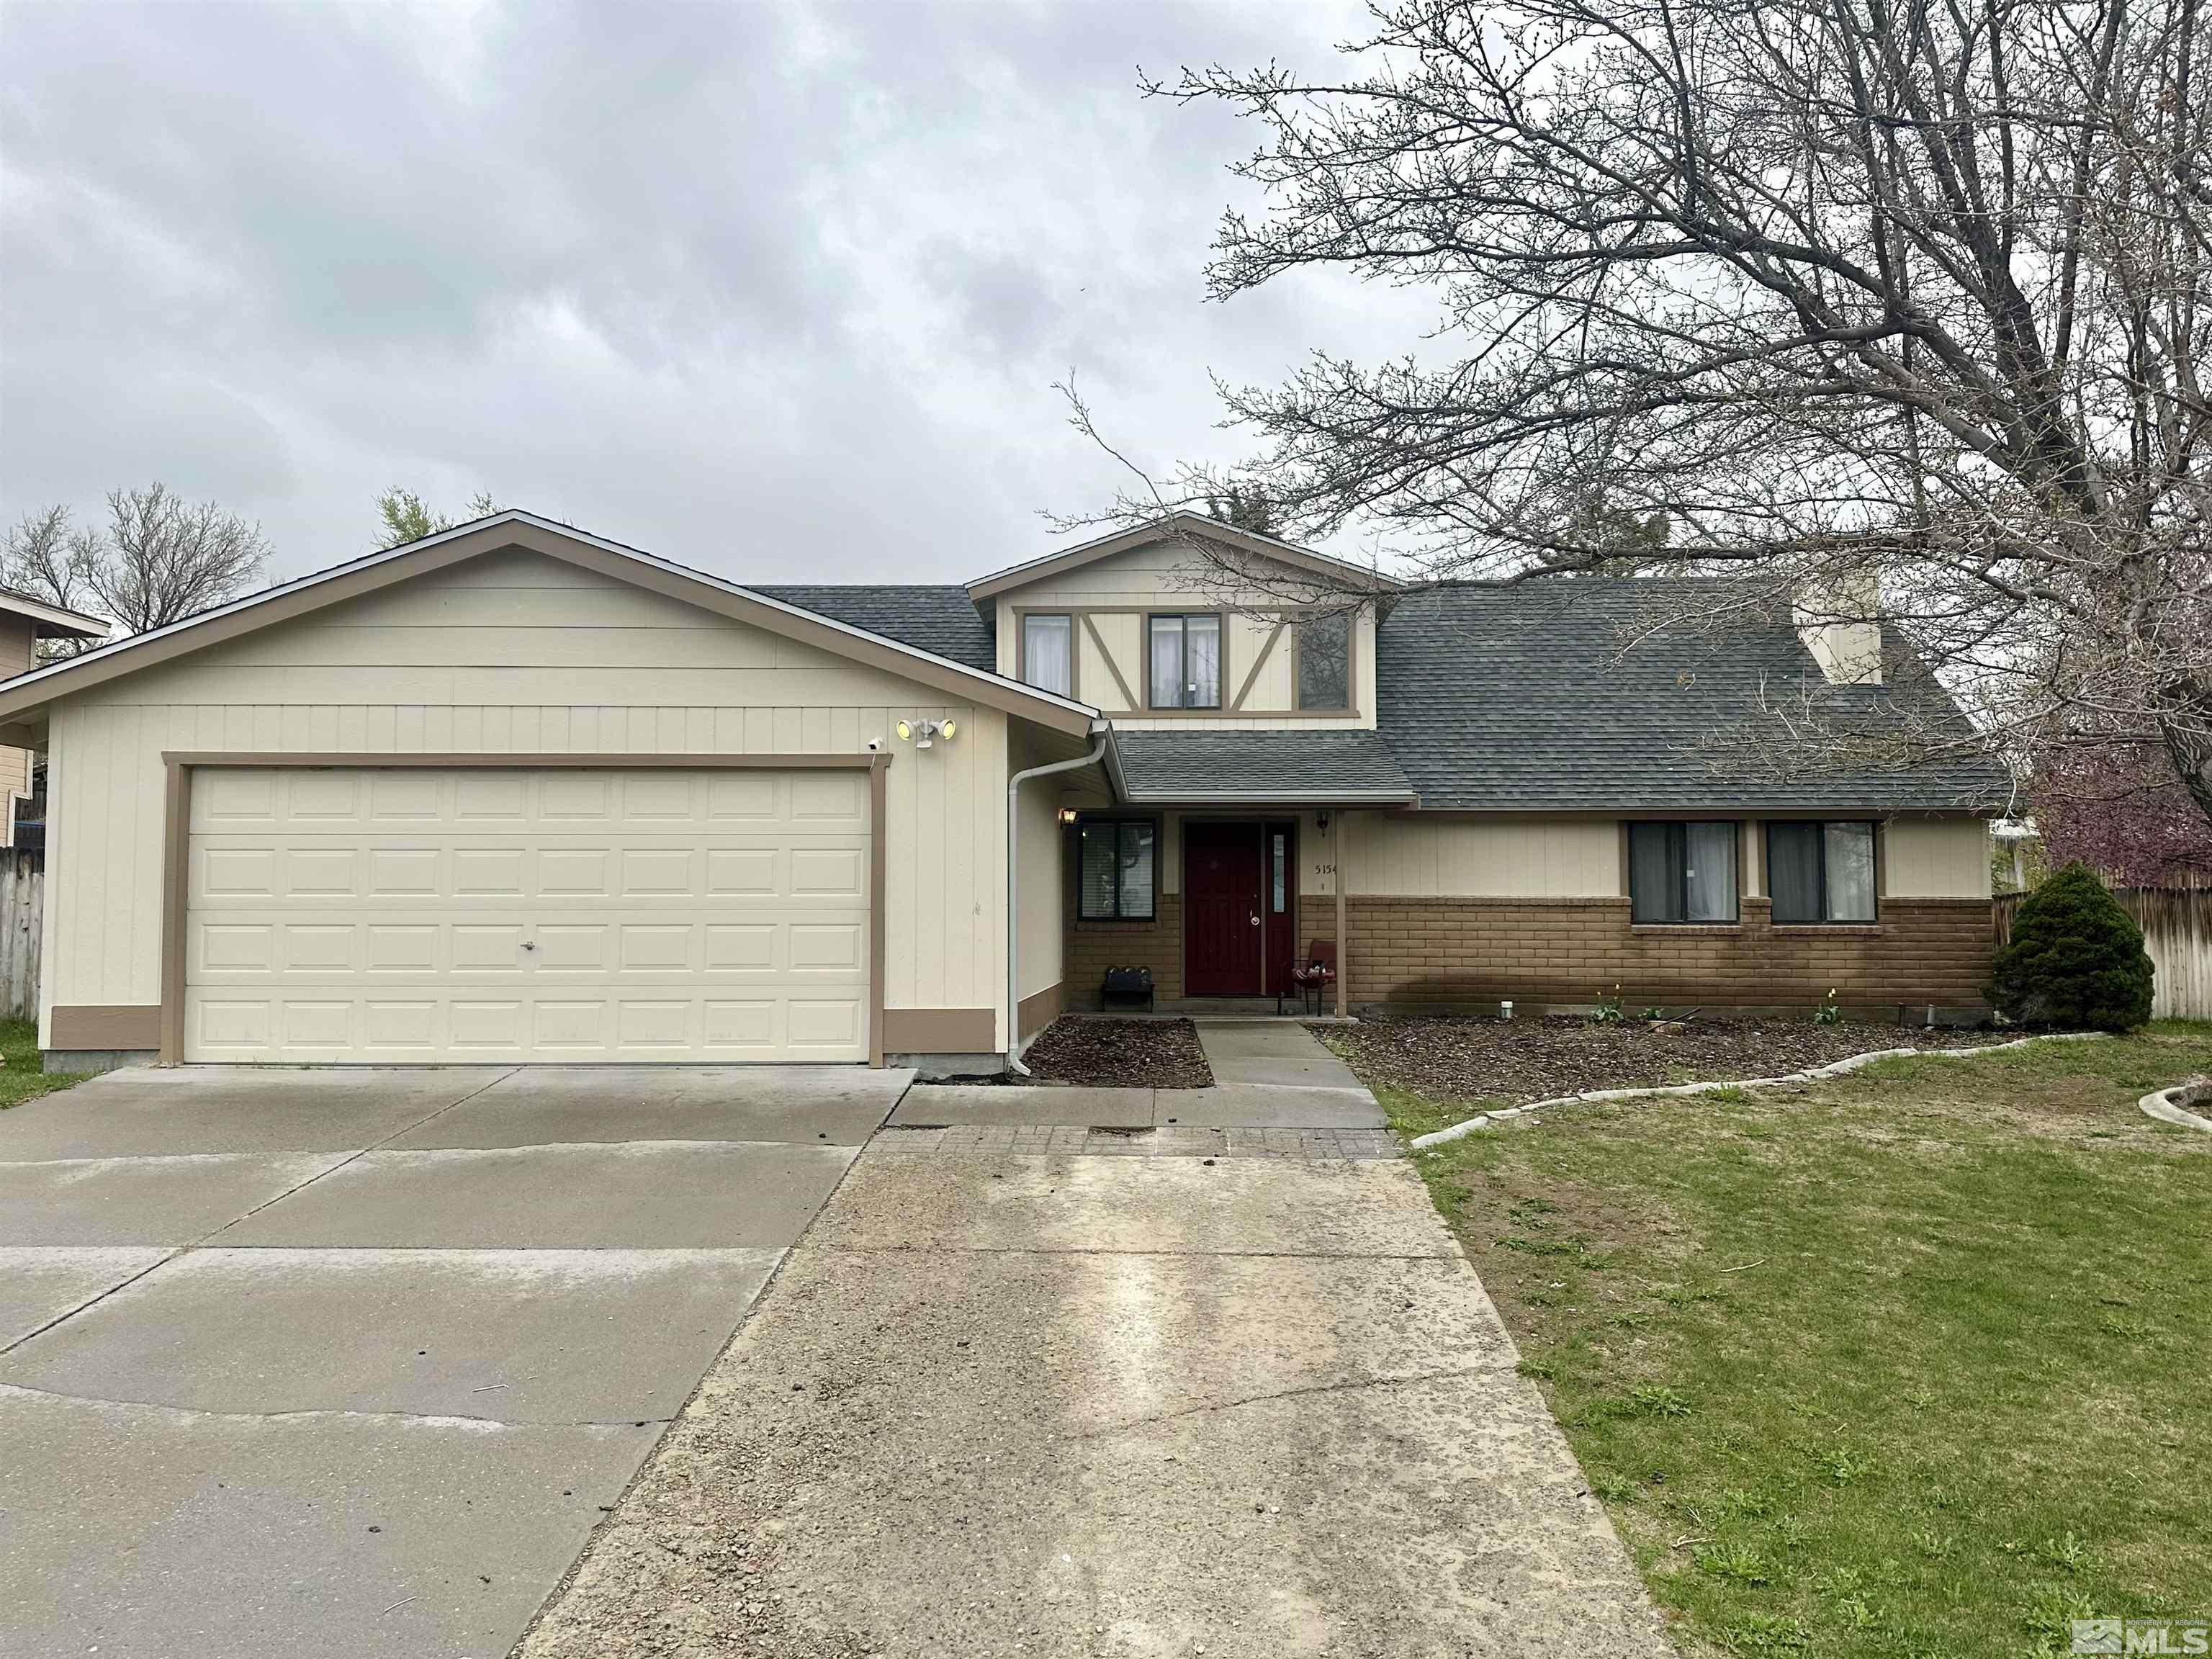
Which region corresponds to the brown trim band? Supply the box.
[881,1007,997,1053]
[157,752,892,1069]
[50,1005,161,1051]
[160,752,889,770]
[1016,981,1064,1042]
[0,521,1096,737]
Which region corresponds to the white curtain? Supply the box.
[1148,616,1184,706]
[1147,615,1221,708]
[1824,822,1876,920]
[1022,613,1071,696]
[1185,614,1220,706]
[1684,822,1737,921]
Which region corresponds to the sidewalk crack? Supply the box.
[1062,1364,1496,1441]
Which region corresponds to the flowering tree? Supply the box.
[2031,747,2212,886]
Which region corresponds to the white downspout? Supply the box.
[1007,724,1110,1076]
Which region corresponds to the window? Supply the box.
[1020,613,1072,696]
[1296,611,1351,709]
[1629,822,1740,923]
[1768,822,1877,922]
[1078,818,1156,920]
[1147,613,1221,709]
[1272,830,1287,912]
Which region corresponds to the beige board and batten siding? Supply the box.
[1351,816,1622,897]
[40,547,1021,1056]
[1349,812,1990,901]
[995,539,1378,729]
[1881,816,1994,899]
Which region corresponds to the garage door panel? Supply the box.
[791,848,865,897]
[199,847,277,899]
[184,768,870,1063]
[282,925,357,973]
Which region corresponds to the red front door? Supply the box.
[1184,820,1265,996]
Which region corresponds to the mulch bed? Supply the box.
[1320,1015,2001,1107]
[1011,1017,1215,1089]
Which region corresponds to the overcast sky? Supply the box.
[1,0,1431,586]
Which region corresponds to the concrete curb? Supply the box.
[2139,1078,2212,1134]
[1406,1031,2102,1150]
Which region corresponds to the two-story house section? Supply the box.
[0,509,2000,1073]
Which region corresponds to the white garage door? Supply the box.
[184,766,871,1063]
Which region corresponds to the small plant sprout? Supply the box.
[1591,985,1624,1023]
[1814,987,1843,1025]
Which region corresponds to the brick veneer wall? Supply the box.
[1303,894,1992,1013]
[1065,891,1185,1005]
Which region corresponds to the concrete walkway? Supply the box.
[522,1039,1674,1658]
[889,1017,1390,1130]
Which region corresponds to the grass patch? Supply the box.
[0,1017,86,1110]
[1378,1025,2212,1658]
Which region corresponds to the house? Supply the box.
[0,590,109,848]
[0,510,2003,1073]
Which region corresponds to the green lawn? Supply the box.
[1359,1023,2212,1658]
[0,1017,89,1110]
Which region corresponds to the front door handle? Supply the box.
[1249,913,1261,926]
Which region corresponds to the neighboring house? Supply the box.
[0,511,2003,1072]
[0,590,109,848]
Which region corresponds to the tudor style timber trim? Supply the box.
[154,751,894,1068]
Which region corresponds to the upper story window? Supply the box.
[1296,611,1351,710]
[1020,613,1072,697]
[1147,613,1221,709]
[1629,821,1739,923]
[1768,822,1877,922]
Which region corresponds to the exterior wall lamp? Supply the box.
[894,718,956,750]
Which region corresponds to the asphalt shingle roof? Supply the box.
[751,585,997,673]
[1112,730,1416,802]
[1375,580,2009,812]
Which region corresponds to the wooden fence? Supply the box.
[1995,884,2212,1020]
[0,849,40,1022]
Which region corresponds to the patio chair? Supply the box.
[1285,940,1338,1015]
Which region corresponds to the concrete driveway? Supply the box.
[521,1024,1673,1658]
[0,1062,907,1659]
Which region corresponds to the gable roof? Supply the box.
[0,512,1097,737]
[0,590,108,642]
[965,512,1398,601]
[1375,580,2009,813]
[752,585,995,673]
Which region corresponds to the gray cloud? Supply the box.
[1,0,1428,584]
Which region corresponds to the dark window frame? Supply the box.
[1076,814,1159,922]
[1628,820,1742,925]
[1764,820,1880,924]
[1145,612,1224,710]
[1292,609,1352,711]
